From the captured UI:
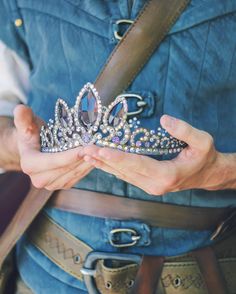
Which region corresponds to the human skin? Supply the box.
[0,105,236,194]
[0,105,93,190]
[81,115,236,195]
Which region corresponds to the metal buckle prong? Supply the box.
[137,101,147,108]
[80,268,96,277]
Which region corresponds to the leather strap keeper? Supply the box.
[49,188,231,231]
[28,213,236,294]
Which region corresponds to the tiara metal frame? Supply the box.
[40,83,187,155]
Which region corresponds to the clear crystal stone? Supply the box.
[78,90,98,128]
[58,103,70,128]
[108,102,124,127]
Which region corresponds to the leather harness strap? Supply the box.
[95,0,190,105]
[49,188,230,231]
[193,247,228,294]
[0,186,53,268]
[131,256,164,294]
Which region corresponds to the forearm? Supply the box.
[0,116,20,170]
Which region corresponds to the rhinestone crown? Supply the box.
[40,83,187,155]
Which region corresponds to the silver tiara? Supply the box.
[40,83,187,155]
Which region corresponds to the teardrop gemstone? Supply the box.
[78,90,98,128]
[108,102,124,127]
[58,102,70,128]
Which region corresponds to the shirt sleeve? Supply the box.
[0,40,30,117]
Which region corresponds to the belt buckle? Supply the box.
[109,228,141,248]
[81,251,142,294]
[123,93,147,116]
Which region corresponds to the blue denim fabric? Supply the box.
[1,0,236,292]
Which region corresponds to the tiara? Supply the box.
[40,83,187,155]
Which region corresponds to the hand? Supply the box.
[14,105,93,190]
[79,115,225,195]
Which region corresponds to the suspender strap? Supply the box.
[95,0,190,105]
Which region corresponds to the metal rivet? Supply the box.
[15,18,23,27]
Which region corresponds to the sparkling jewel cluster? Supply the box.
[40,83,186,155]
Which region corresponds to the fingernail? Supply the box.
[162,115,177,129]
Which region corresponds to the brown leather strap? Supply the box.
[0,172,30,236]
[95,0,190,105]
[0,186,53,268]
[131,256,164,294]
[49,188,229,231]
[28,213,92,281]
[193,247,228,294]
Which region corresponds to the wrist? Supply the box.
[206,152,236,190]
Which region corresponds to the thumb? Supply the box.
[160,115,207,149]
[14,105,40,150]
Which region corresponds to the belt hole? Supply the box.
[105,281,113,289]
[73,255,81,264]
[127,279,134,288]
[174,277,181,287]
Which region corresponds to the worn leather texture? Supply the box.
[28,213,236,294]
[50,188,230,231]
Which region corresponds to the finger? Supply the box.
[160,115,212,149]
[84,155,144,185]
[31,159,83,188]
[45,161,93,191]
[81,145,165,177]
[14,105,40,150]
[83,155,163,195]
[14,105,34,132]
[20,147,84,174]
[60,166,93,190]
[14,106,85,174]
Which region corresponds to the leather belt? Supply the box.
[28,213,236,294]
[49,188,234,233]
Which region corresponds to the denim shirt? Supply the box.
[1,0,236,292]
